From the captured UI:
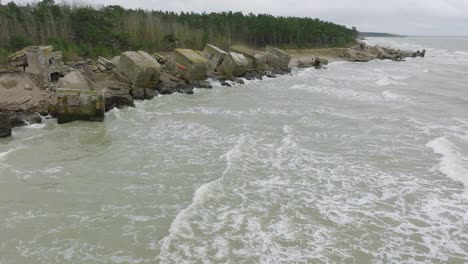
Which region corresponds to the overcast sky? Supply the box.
[11,0,468,36]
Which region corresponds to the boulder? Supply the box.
[98,56,116,71]
[314,57,329,69]
[95,81,135,112]
[202,44,228,71]
[216,52,248,77]
[56,89,105,124]
[230,45,266,70]
[192,80,212,89]
[174,48,208,80]
[117,51,161,89]
[58,71,90,90]
[111,56,120,67]
[266,46,291,71]
[7,112,42,128]
[0,112,12,138]
[155,72,194,95]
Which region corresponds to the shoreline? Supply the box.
[0,42,426,138]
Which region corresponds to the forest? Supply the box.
[0,0,358,62]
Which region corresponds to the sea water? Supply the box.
[0,37,467,263]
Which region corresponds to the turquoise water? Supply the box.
[1,37,467,263]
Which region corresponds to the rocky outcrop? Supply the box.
[0,112,12,138]
[216,52,249,77]
[56,89,105,124]
[202,44,227,71]
[342,43,427,62]
[266,46,291,71]
[174,49,208,80]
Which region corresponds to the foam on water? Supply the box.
[427,137,468,197]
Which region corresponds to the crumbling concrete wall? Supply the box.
[56,89,105,124]
[174,49,208,80]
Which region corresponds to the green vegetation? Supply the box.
[0,0,357,60]
[359,32,405,38]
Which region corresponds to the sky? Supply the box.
[10,0,468,36]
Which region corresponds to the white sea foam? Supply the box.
[159,135,249,261]
[0,147,21,160]
[427,137,468,197]
[376,77,408,86]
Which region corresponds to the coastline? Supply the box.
[0,42,426,138]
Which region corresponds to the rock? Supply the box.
[235,78,245,85]
[358,41,367,50]
[202,44,228,71]
[98,56,115,70]
[193,80,212,89]
[117,51,161,89]
[230,45,266,71]
[144,88,157,100]
[111,56,120,67]
[56,89,105,124]
[58,71,90,90]
[97,81,135,111]
[266,72,276,78]
[155,72,193,95]
[244,71,263,80]
[216,52,249,77]
[314,57,329,69]
[415,49,426,58]
[266,46,291,71]
[0,112,12,138]
[152,53,168,64]
[174,48,208,80]
[8,112,42,128]
[220,81,232,87]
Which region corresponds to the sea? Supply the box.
[0,37,467,263]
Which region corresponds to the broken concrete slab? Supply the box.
[202,44,228,71]
[98,56,116,71]
[266,46,291,71]
[174,48,208,80]
[56,89,105,124]
[58,71,90,90]
[230,45,266,71]
[216,52,248,77]
[117,51,161,88]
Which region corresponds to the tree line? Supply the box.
[0,0,358,62]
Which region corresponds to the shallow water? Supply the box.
[1,37,467,263]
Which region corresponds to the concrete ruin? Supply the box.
[117,51,161,99]
[118,51,161,87]
[7,46,65,88]
[230,45,266,71]
[174,48,208,80]
[58,71,89,90]
[202,44,228,71]
[266,46,291,71]
[216,52,249,77]
[56,89,105,124]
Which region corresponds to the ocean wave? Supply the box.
[376,77,408,86]
[159,135,250,262]
[427,137,468,197]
